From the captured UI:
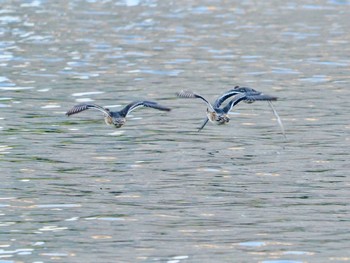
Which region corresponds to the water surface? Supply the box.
[1,0,350,262]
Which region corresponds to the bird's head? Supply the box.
[112,117,126,128]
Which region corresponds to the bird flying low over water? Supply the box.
[66,100,171,128]
[176,86,285,137]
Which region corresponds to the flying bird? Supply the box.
[66,100,171,128]
[176,86,284,135]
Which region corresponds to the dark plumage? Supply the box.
[214,86,277,107]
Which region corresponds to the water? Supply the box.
[1,0,350,262]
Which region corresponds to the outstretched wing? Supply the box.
[176,90,215,111]
[65,103,111,116]
[214,86,277,108]
[222,93,248,113]
[119,101,171,117]
[214,86,242,108]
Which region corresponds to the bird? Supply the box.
[65,100,171,128]
[176,86,278,131]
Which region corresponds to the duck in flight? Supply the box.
[66,100,171,128]
[177,86,285,136]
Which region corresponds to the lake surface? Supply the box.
[1,0,350,262]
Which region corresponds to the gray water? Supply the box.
[1,0,350,262]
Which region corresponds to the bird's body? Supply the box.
[207,108,229,125]
[66,100,171,128]
[177,86,278,131]
[105,111,125,128]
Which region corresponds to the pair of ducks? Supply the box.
[66,86,283,133]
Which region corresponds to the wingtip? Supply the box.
[158,107,171,112]
[161,106,171,112]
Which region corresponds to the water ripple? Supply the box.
[72,91,105,97]
[0,1,349,262]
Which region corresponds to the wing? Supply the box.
[222,93,248,113]
[65,103,111,116]
[214,86,277,108]
[176,90,214,111]
[214,86,242,108]
[119,101,171,117]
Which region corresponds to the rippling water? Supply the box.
[1,0,350,262]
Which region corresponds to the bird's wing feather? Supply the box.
[214,86,242,108]
[119,101,171,117]
[243,94,278,104]
[222,94,248,113]
[176,90,215,111]
[65,103,111,116]
[214,86,277,108]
